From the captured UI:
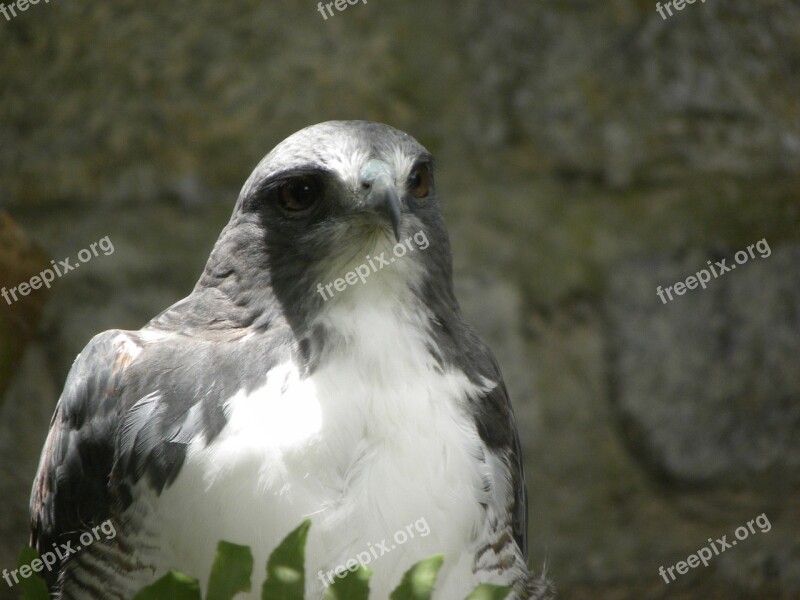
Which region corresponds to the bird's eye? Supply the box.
[408,164,432,198]
[277,176,321,214]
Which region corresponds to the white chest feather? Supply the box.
[152,297,492,599]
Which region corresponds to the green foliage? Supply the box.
[16,547,49,600]
[321,565,372,600]
[207,541,254,600]
[134,571,202,600]
[16,523,513,599]
[464,583,513,600]
[389,554,444,600]
[261,520,310,600]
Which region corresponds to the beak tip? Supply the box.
[365,187,403,244]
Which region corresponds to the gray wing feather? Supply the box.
[30,330,127,587]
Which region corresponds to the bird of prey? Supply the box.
[30,121,554,600]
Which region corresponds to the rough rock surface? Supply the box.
[607,246,800,488]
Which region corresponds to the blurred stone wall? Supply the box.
[1,1,798,598]
[0,213,50,400]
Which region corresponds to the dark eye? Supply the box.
[277,176,321,214]
[408,164,432,198]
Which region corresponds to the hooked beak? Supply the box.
[359,160,402,242]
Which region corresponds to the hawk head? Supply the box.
[199,121,459,334]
